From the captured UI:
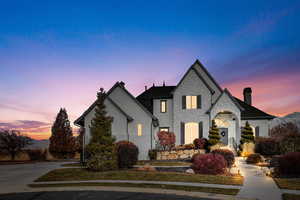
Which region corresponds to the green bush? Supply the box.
[211,149,235,168]
[246,153,263,164]
[240,121,254,151]
[255,137,280,156]
[86,143,118,171]
[116,141,138,168]
[26,149,47,161]
[208,120,221,146]
[148,149,157,160]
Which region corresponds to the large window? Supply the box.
[159,127,169,132]
[137,124,142,136]
[184,122,199,144]
[186,96,197,109]
[160,100,167,113]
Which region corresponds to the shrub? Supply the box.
[276,152,300,176]
[240,121,254,151]
[193,138,208,150]
[148,149,157,160]
[270,122,299,140]
[246,153,263,164]
[192,153,227,175]
[211,149,235,168]
[208,120,221,146]
[255,137,280,156]
[279,133,300,154]
[26,149,47,161]
[116,141,138,168]
[157,131,176,151]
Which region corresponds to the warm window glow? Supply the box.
[160,100,167,113]
[185,122,198,144]
[137,124,142,136]
[186,96,197,109]
[159,127,169,132]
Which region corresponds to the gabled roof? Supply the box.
[173,60,216,94]
[234,97,276,120]
[136,86,176,113]
[74,82,157,126]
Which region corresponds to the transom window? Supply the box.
[159,127,169,132]
[186,96,197,109]
[137,124,142,136]
[160,100,167,113]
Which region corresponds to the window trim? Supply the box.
[160,100,167,113]
[159,127,169,132]
[186,95,198,109]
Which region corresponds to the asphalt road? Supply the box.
[0,191,213,200]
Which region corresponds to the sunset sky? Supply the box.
[0,1,299,140]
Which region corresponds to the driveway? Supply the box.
[0,191,213,200]
[0,162,66,194]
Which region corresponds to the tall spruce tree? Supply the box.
[49,108,76,158]
[208,120,221,146]
[85,88,118,171]
[240,121,255,147]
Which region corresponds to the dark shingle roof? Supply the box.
[234,97,276,120]
[136,86,176,113]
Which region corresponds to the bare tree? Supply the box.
[0,130,33,160]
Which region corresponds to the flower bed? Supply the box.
[157,149,205,160]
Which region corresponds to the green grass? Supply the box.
[35,168,243,186]
[136,161,191,166]
[28,182,239,195]
[274,178,300,190]
[61,163,83,167]
[282,193,300,200]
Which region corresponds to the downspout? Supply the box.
[151,120,153,149]
[127,120,129,140]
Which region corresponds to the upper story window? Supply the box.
[182,95,201,109]
[137,124,142,136]
[160,100,167,113]
[159,127,169,132]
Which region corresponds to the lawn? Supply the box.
[35,168,243,186]
[282,193,300,200]
[28,182,239,195]
[136,161,191,166]
[274,178,300,190]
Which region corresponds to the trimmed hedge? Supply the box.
[246,153,263,164]
[116,141,139,168]
[211,149,235,168]
[26,149,47,161]
[255,137,280,156]
[276,152,300,176]
[192,153,227,175]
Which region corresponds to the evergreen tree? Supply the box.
[208,120,221,146]
[85,88,118,171]
[49,108,76,159]
[240,121,255,147]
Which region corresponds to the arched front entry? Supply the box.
[213,111,240,148]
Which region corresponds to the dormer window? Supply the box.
[160,100,167,113]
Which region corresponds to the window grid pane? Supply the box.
[161,100,166,113]
[137,124,142,136]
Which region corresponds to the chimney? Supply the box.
[163,81,165,87]
[153,83,155,87]
[243,87,252,105]
[119,81,125,87]
[145,86,147,91]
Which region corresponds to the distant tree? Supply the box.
[0,130,32,160]
[49,108,76,159]
[208,120,221,146]
[76,127,84,153]
[85,88,118,171]
[270,122,299,140]
[239,121,255,151]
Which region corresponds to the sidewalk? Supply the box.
[236,157,282,200]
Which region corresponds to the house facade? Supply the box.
[75,60,275,160]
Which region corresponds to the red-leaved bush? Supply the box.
[276,152,300,176]
[157,131,176,150]
[193,138,208,150]
[211,149,235,168]
[192,153,227,175]
[115,140,139,168]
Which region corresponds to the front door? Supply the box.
[185,122,198,144]
[219,128,228,145]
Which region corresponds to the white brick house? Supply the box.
[75,60,275,160]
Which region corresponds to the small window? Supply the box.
[160,100,167,113]
[137,124,142,136]
[186,96,197,109]
[159,127,169,132]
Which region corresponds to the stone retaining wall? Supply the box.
[157,149,205,160]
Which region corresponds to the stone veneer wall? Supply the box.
[157,149,205,160]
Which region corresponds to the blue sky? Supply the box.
[0,0,299,139]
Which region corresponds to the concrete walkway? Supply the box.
[236,157,282,200]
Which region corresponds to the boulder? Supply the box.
[186,168,195,174]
